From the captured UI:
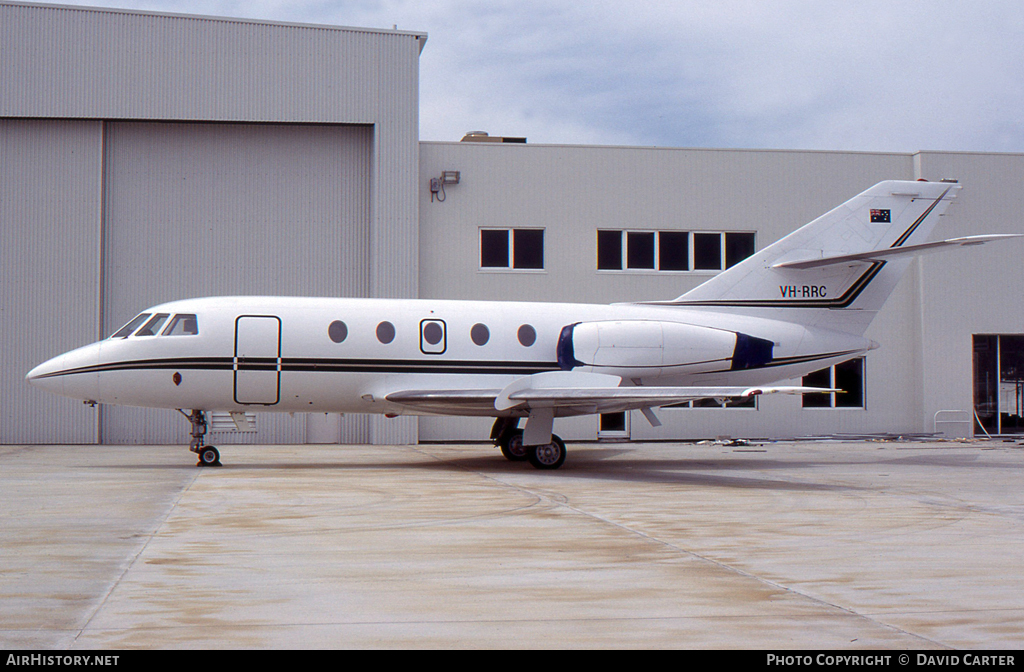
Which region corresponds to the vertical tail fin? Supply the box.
[667,180,961,334]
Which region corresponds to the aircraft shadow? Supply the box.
[87,444,1003,492]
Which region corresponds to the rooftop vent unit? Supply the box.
[461,131,526,144]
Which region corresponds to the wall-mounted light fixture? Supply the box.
[430,170,461,202]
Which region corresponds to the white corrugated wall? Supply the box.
[0,2,423,123]
[0,119,102,443]
[1,3,423,446]
[99,122,373,445]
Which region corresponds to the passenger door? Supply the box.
[234,315,281,405]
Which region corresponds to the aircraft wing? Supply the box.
[384,389,504,415]
[385,371,837,418]
[500,383,834,409]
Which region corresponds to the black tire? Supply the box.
[499,428,529,461]
[528,435,566,470]
[197,446,221,467]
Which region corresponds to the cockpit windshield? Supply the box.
[161,314,199,336]
[135,313,169,336]
[110,313,151,339]
[109,312,199,338]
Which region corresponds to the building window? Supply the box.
[974,334,1024,435]
[726,232,757,268]
[597,230,623,270]
[693,233,721,270]
[626,231,656,269]
[666,397,757,409]
[659,231,689,271]
[597,230,754,271]
[481,228,544,270]
[598,411,630,439]
[802,358,865,408]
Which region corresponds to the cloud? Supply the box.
[25,0,1024,152]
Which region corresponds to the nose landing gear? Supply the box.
[197,445,221,467]
[179,409,221,467]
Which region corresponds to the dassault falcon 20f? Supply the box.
[27,180,1017,469]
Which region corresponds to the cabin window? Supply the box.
[135,313,169,337]
[471,323,490,346]
[420,320,446,355]
[328,320,348,343]
[376,321,396,344]
[517,324,536,347]
[162,314,199,336]
[111,313,151,339]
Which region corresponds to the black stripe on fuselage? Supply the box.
[669,261,886,309]
[32,356,563,379]
[685,349,865,376]
[34,348,863,381]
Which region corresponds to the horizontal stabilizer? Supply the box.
[772,234,1022,270]
[661,180,967,335]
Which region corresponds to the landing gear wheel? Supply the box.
[528,435,566,470]
[180,409,221,467]
[197,446,221,467]
[500,429,529,462]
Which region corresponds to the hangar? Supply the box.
[3,2,1022,448]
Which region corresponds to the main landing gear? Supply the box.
[491,418,567,470]
[179,409,221,467]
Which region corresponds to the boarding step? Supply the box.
[209,411,257,432]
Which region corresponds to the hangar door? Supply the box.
[100,122,372,445]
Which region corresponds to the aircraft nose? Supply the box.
[26,343,102,402]
[26,353,67,393]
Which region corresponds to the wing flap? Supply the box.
[387,370,837,418]
[505,384,837,413]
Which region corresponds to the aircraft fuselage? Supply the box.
[27,295,872,418]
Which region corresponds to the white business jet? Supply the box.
[26,180,1015,469]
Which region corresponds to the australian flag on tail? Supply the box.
[870,208,891,223]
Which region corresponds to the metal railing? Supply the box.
[933,409,973,437]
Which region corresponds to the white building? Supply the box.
[2,2,1022,447]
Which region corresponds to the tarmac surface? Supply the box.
[2,438,1023,650]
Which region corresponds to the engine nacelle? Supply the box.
[557,320,773,380]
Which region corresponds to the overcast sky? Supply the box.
[37,0,1024,153]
